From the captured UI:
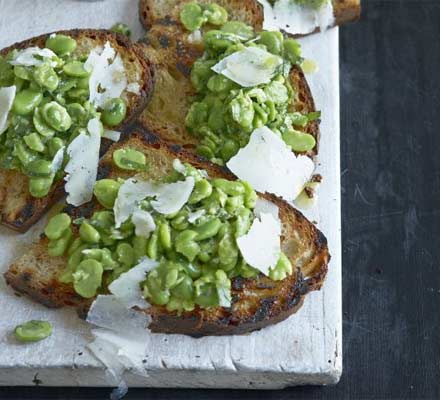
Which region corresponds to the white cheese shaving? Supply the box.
[87,116,103,136]
[150,177,195,215]
[187,29,203,44]
[131,208,156,238]
[217,286,232,308]
[200,169,209,179]
[172,158,186,174]
[8,47,58,67]
[102,129,121,142]
[110,382,129,400]
[88,326,150,400]
[86,296,151,398]
[237,212,281,276]
[87,295,150,334]
[114,178,158,228]
[114,176,195,227]
[108,257,158,308]
[212,47,283,88]
[126,82,140,94]
[254,197,280,221]
[50,146,65,174]
[89,328,149,375]
[258,0,335,35]
[0,86,16,135]
[64,117,101,206]
[85,42,127,108]
[226,126,315,202]
[188,209,205,224]
[294,180,320,210]
[87,337,126,382]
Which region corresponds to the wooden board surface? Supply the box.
[0,0,342,388]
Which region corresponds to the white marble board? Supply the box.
[0,0,342,389]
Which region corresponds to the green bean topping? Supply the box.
[0,33,131,198]
[63,61,90,78]
[41,102,72,131]
[180,3,206,32]
[282,129,316,152]
[79,222,101,244]
[73,259,103,298]
[179,4,318,164]
[111,23,131,37]
[45,213,71,240]
[46,160,293,313]
[180,2,228,32]
[45,34,77,56]
[14,320,52,343]
[93,179,121,209]
[101,98,127,127]
[113,148,147,170]
[12,89,42,115]
[29,176,54,198]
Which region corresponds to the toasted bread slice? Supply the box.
[139,0,360,33]
[334,0,361,27]
[0,29,155,232]
[136,23,320,160]
[4,128,329,336]
[139,0,264,30]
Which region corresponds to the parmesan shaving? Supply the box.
[227,126,315,202]
[212,47,283,88]
[131,209,156,238]
[108,257,158,308]
[0,86,16,135]
[102,129,121,142]
[150,177,195,215]
[9,47,57,67]
[50,146,65,174]
[85,42,127,108]
[113,178,158,228]
[258,0,335,35]
[237,212,282,276]
[64,118,101,206]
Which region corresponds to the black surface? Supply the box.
[2,1,440,399]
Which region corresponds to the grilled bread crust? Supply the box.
[4,129,329,336]
[0,29,155,232]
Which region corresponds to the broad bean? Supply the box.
[73,259,103,298]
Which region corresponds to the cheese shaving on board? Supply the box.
[87,295,152,398]
[87,295,150,334]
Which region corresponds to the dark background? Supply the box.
[2,0,439,399]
